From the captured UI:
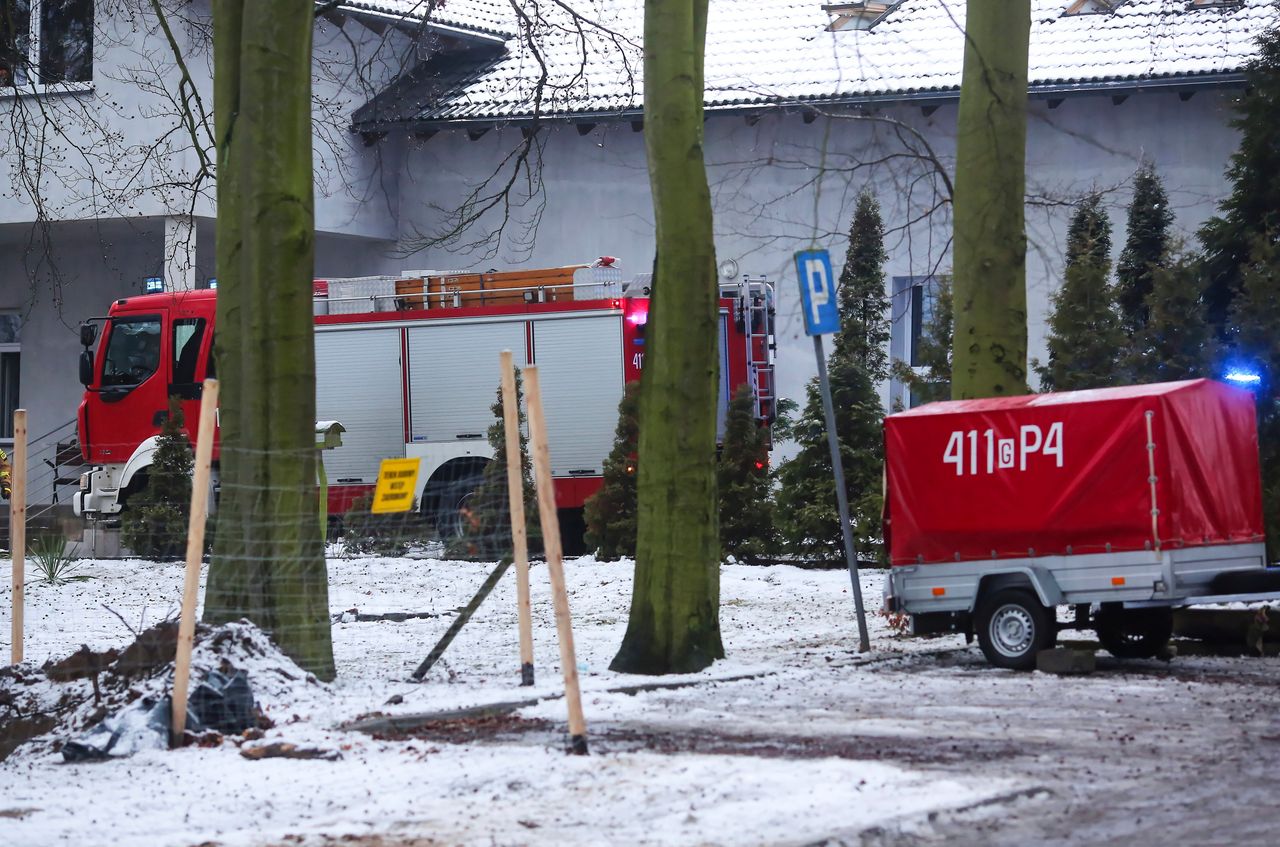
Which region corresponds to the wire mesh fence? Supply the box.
[1,357,590,751]
[3,397,540,655]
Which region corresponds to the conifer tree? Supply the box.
[448,371,538,560]
[776,190,889,563]
[1228,233,1280,549]
[1127,249,1218,384]
[584,381,641,560]
[718,386,773,563]
[834,194,891,376]
[1199,18,1280,328]
[1116,163,1174,333]
[121,396,192,560]
[1037,194,1124,392]
[777,363,884,563]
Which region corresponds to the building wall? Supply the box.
[0,2,1250,485]
[0,219,163,499]
[0,217,394,493]
[392,87,1243,418]
[0,1,401,233]
[0,2,406,488]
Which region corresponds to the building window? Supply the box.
[0,313,20,441]
[890,276,949,409]
[0,0,93,88]
[823,1,900,32]
[1062,0,1125,15]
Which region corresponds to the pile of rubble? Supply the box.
[1,620,323,762]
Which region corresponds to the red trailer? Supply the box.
[883,379,1280,668]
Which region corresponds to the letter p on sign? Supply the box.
[794,250,840,336]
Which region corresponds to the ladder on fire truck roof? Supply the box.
[723,276,775,422]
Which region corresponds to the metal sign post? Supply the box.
[794,249,871,653]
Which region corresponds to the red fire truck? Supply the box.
[72,261,776,540]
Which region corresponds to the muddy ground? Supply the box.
[352,647,1280,846]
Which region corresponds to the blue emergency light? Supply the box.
[1224,370,1262,385]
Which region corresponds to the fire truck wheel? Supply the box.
[976,589,1054,670]
[434,476,483,539]
[1095,606,1173,659]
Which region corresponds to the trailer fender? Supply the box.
[976,568,1063,611]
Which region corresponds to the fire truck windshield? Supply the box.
[101,316,162,387]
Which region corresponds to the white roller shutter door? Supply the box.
[533,315,623,477]
[315,327,404,484]
[408,321,528,443]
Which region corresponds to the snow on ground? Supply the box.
[1,555,1279,846]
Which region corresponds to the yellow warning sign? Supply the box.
[371,457,422,514]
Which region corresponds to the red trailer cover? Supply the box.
[884,379,1264,566]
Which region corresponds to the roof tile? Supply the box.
[356,0,1279,126]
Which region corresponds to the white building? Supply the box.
[0,0,1274,497]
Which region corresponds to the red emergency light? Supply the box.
[625,299,649,325]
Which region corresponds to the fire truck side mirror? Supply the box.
[79,322,98,347]
[78,349,94,387]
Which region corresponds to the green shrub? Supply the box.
[121,397,192,560]
[584,381,640,560]
[445,371,539,561]
[30,531,85,584]
[339,493,432,557]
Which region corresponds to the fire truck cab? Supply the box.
[74,261,776,539]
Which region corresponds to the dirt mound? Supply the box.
[0,619,321,762]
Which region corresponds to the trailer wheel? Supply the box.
[976,589,1054,670]
[1095,606,1173,659]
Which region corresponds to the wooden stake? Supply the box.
[9,409,25,666]
[410,557,512,681]
[171,379,219,745]
[500,350,536,686]
[523,366,588,754]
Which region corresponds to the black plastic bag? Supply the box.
[61,670,256,762]
[187,670,255,733]
[62,696,172,762]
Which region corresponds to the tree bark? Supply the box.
[611,0,724,675]
[204,0,334,680]
[950,1,1031,399]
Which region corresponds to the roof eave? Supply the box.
[352,71,1250,135]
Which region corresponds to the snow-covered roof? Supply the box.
[351,0,1278,130]
[339,0,517,38]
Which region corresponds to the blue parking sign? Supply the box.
[794,250,840,336]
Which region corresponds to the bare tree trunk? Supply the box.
[611,0,724,675]
[204,0,334,680]
[951,0,1031,399]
